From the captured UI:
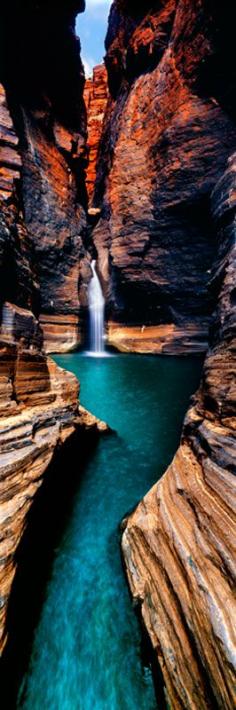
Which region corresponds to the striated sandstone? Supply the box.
[0,8,103,657]
[0,1,90,353]
[0,354,78,654]
[0,4,235,709]
[84,65,108,206]
[122,153,236,709]
[0,280,81,653]
[0,86,21,199]
[0,344,107,655]
[91,0,236,354]
[79,404,110,433]
[107,321,209,355]
[0,85,36,315]
[39,314,82,354]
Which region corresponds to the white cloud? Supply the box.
[82,55,96,77]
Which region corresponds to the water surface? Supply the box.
[18,353,202,710]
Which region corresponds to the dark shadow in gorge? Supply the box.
[116,514,167,710]
[0,426,101,710]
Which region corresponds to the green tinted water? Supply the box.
[18,353,202,710]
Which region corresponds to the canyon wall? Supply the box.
[0,0,235,706]
[83,0,236,705]
[84,65,108,207]
[0,0,91,354]
[0,1,99,656]
[0,80,78,653]
[105,2,236,705]
[91,0,236,354]
[122,151,236,709]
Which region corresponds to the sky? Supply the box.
[76,0,112,77]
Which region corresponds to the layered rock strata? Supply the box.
[0,3,103,655]
[0,86,21,200]
[122,153,236,708]
[84,65,108,207]
[107,322,209,355]
[91,0,236,354]
[0,338,107,654]
[0,85,69,651]
[0,0,90,353]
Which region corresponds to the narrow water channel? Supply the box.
[18,353,202,710]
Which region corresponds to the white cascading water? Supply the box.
[88,260,105,355]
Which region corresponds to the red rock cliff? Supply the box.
[0,79,81,654]
[0,0,91,354]
[0,1,103,658]
[122,152,236,709]
[84,65,108,206]
[92,2,236,705]
[0,2,235,706]
[91,0,236,354]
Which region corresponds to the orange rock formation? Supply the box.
[92,0,236,356]
[122,155,236,703]
[84,65,108,205]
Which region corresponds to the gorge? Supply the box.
[0,1,235,709]
[17,353,202,709]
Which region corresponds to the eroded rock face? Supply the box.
[0,80,80,652]
[0,86,21,200]
[0,2,102,654]
[84,65,109,206]
[92,0,236,354]
[122,153,236,708]
[0,0,90,353]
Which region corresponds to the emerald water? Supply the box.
[17,353,202,710]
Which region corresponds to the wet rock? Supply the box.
[79,405,111,434]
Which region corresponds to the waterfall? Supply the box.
[88,260,105,355]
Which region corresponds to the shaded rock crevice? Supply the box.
[0,419,106,709]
